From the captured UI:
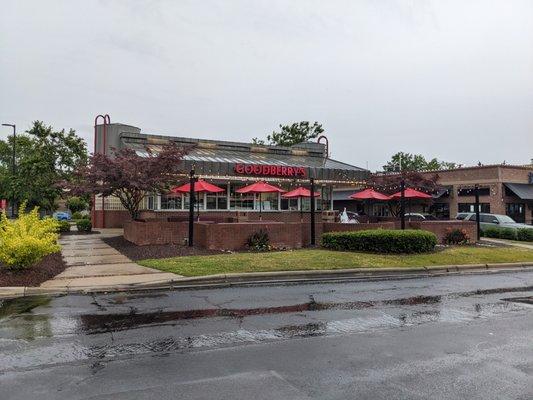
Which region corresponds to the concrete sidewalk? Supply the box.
[39,230,182,291]
[482,238,533,249]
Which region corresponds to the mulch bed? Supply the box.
[0,253,67,287]
[102,236,224,261]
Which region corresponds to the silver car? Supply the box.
[455,213,533,231]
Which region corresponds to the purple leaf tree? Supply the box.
[68,143,190,219]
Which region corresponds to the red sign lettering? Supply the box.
[234,163,307,177]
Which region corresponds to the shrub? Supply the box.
[66,196,88,213]
[483,227,501,238]
[443,228,469,245]
[76,218,92,233]
[0,204,60,269]
[247,229,270,251]
[516,228,533,242]
[71,211,83,220]
[499,228,517,240]
[322,229,437,254]
[57,220,71,233]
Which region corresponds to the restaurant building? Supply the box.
[93,122,369,228]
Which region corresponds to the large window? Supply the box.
[230,184,254,210]
[281,198,299,211]
[458,203,490,213]
[506,203,525,223]
[206,192,228,210]
[160,195,182,210]
[257,192,279,211]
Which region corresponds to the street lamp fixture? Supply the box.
[2,123,16,218]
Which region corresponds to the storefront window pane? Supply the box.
[160,195,182,210]
[230,183,254,210]
[281,198,298,210]
[206,193,228,210]
[256,192,279,211]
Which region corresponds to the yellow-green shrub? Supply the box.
[0,204,60,269]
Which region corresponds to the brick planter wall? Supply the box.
[124,220,190,245]
[124,219,477,248]
[394,220,477,244]
[197,222,305,251]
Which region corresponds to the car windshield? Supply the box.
[498,215,516,223]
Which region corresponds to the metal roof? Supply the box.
[504,183,533,200]
[123,135,369,182]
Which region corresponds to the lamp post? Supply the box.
[474,184,481,241]
[2,123,16,218]
[188,169,196,247]
[310,177,316,246]
[400,179,406,230]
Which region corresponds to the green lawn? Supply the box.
[138,246,533,277]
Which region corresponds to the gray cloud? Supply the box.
[1,0,532,170]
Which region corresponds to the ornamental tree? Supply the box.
[67,143,189,219]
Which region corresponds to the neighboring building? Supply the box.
[333,164,533,224]
[93,123,369,228]
[420,164,533,224]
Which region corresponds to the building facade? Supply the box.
[93,123,369,228]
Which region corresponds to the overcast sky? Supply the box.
[1,0,532,171]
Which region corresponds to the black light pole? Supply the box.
[474,184,481,241]
[2,123,16,218]
[188,169,196,247]
[400,179,406,230]
[310,177,316,246]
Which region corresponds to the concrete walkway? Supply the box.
[482,238,533,250]
[40,230,182,291]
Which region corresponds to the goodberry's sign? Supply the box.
[234,163,307,177]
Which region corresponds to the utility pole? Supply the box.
[2,123,16,218]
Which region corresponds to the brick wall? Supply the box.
[124,220,190,245]
[393,220,477,244]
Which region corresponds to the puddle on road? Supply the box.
[77,288,531,334]
[0,296,51,320]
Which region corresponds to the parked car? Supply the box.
[404,213,438,221]
[455,212,533,231]
[53,211,71,221]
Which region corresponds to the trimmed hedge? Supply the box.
[76,219,92,233]
[322,229,437,254]
[57,220,71,233]
[517,228,533,242]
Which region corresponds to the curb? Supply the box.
[1,262,533,300]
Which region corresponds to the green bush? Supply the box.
[247,229,270,251]
[483,227,501,238]
[57,220,71,233]
[0,204,60,269]
[76,219,92,233]
[71,211,83,220]
[66,196,88,213]
[322,229,437,254]
[516,228,533,242]
[443,228,469,245]
[499,228,517,240]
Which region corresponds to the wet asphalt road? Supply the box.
[1,271,532,400]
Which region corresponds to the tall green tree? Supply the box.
[0,121,87,213]
[252,121,324,147]
[383,152,456,172]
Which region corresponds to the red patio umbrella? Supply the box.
[236,181,285,220]
[389,188,432,199]
[283,186,321,221]
[349,188,390,201]
[171,179,225,221]
[349,188,390,221]
[389,188,432,219]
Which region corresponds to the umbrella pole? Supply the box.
[197,192,200,222]
[259,193,262,221]
[300,196,303,223]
